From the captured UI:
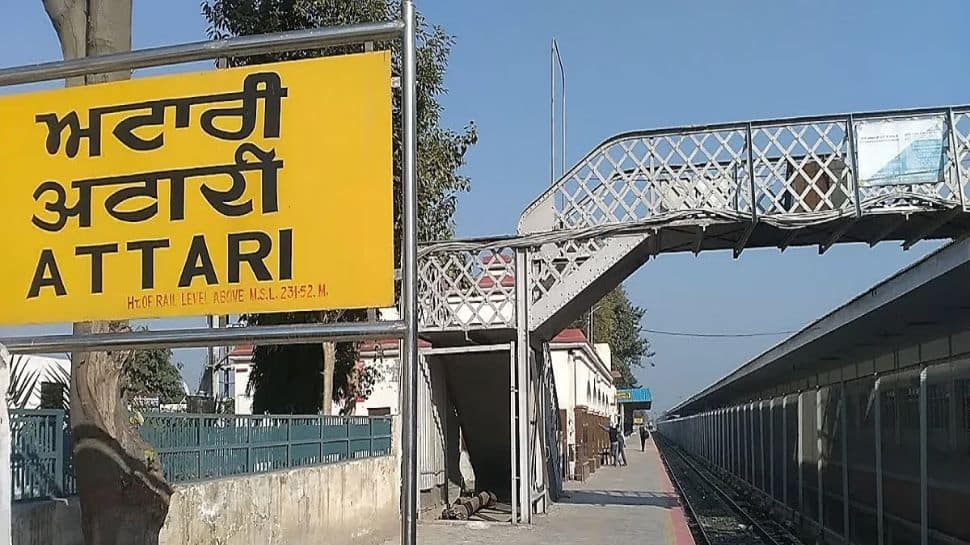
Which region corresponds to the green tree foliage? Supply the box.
[202,0,476,413]
[118,326,186,405]
[243,310,378,414]
[571,286,654,389]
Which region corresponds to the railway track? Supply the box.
[656,436,802,545]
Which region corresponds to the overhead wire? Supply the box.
[642,327,798,338]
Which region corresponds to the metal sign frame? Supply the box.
[0,3,421,545]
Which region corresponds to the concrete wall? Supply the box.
[161,453,400,545]
[11,498,82,545]
[13,453,400,545]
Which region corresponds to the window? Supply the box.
[220,367,235,398]
[40,382,66,410]
[957,379,970,432]
[926,383,949,430]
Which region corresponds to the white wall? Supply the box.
[550,342,617,478]
[5,355,69,409]
[355,352,400,417]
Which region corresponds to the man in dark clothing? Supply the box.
[600,422,621,466]
[639,424,650,451]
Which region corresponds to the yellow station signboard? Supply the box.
[0,52,393,324]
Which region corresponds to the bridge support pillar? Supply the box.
[514,248,532,524]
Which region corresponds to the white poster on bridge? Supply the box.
[856,115,946,186]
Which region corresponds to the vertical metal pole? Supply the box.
[841,385,850,544]
[769,399,775,500]
[817,387,824,531]
[0,345,10,545]
[733,406,738,476]
[798,392,805,514]
[721,409,725,470]
[550,39,556,188]
[345,418,352,460]
[947,108,966,209]
[750,402,755,484]
[919,367,928,545]
[285,416,292,467]
[207,315,217,399]
[54,410,65,494]
[561,64,566,177]
[369,417,375,458]
[782,396,788,507]
[760,400,766,493]
[731,405,741,479]
[847,114,864,218]
[317,416,330,463]
[720,409,725,469]
[509,341,518,524]
[746,122,759,222]
[709,412,713,462]
[734,405,744,481]
[551,38,566,179]
[246,416,253,473]
[874,377,884,545]
[741,405,746,480]
[515,249,531,524]
[715,409,720,468]
[400,3,419,544]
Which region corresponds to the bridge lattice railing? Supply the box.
[520,106,970,234]
[418,246,517,331]
[419,107,970,334]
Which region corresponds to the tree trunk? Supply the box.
[321,342,336,415]
[0,345,11,545]
[42,1,172,543]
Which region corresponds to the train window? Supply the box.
[926,383,949,430]
[959,379,970,432]
[900,385,920,429]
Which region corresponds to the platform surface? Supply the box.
[408,437,694,545]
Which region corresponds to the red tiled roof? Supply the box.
[551,328,588,344]
[481,254,513,265]
[478,275,515,288]
[229,344,254,357]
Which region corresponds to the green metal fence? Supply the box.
[9,410,393,501]
[9,409,75,501]
[140,414,394,482]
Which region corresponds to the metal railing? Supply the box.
[10,410,392,502]
[9,410,74,501]
[418,246,517,330]
[520,105,970,234]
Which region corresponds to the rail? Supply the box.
[658,435,799,545]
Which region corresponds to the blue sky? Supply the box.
[2,1,967,410]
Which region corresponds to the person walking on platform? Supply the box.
[639,424,650,451]
[617,429,628,466]
[599,421,621,466]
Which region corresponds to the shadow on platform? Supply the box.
[558,489,680,508]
